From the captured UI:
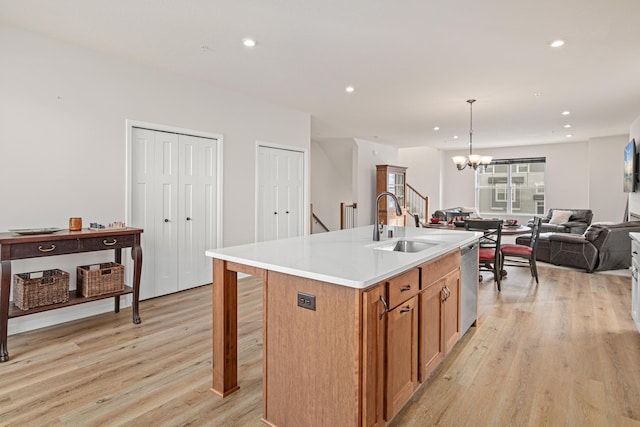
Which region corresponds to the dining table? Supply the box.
[422,222,531,235]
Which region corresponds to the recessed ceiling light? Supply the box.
[564,124,572,128]
[242,38,256,48]
[433,126,440,131]
[550,40,565,48]
[453,135,459,139]
[345,86,355,93]
[561,110,570,116]
[534,92,542,97]
[565,134,573,138]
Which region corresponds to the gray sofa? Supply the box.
[547,221,640,272]
[527,208,593,234]
[516,232,554,263]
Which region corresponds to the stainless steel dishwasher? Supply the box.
[460,241,479,334]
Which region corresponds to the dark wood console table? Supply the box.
[0,227,143,362]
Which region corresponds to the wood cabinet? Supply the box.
[418,251,461,382]
[363,267,420,425]
[376,165,407,226]
[213,245,470,426]
[362,285,387,427]
[385,294,419,420]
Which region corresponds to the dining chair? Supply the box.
[500,217,542,284]
[464,219,504,291]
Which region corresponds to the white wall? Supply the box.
[398,146,441,214]
[629,116,640,216]
[310,139,354,231]
[0,24,310,333]
[441,138,628,221]
[354,139,399,225]
[588,135,629,222]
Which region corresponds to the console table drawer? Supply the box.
[81,234,135,251]
[10,240,79,259]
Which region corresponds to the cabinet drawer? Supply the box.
[10,239,79,259]
[81,234,135,251]
[387,268,420,309]
[420,250,461,289]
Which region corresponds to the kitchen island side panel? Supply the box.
[264,271,362,427]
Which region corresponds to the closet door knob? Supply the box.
[186,217,192,221]
[274,212,278,215]
[164,219,170,223]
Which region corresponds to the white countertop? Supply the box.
[206,226,481,289]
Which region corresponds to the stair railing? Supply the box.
[340,202,358,229]
[406,184,430,225]
[310,204,330,233]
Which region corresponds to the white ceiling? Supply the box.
[2,0,640,150]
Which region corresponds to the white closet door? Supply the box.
[153,131,180,297]
[276,149,304,239]
[131,128,158,300]
[199,140,218,285]
[132,127,218,299]
[257,146,304,242]
[178,134,217,290]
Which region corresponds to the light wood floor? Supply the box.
[1,264,640,426]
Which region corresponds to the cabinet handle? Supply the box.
[164,219,170,223]
[400,284,412,292]
[37,244,56,253]
[103,239,117,246]
[274,212,278,215]
[286,211,290,214]
[634,251,638,255]
[379,295,389,320]
[400,306,411,314]
[441,287,451,302]
[186,217,192,221]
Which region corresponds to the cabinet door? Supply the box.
[178,135,218,290]
[257,146,305,242]
[385,295,418,421]
[419,281,444,382]
[362,284,386,427]
[442,270,461,355]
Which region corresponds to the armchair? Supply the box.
[548,221,640,272]
[528,208,593,234]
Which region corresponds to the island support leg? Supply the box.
[0,260,10,362]
[211,258,239,397]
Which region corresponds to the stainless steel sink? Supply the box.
[373,239,438,253]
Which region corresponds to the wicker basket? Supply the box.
[77,262,124,297]
[13,269,70,310]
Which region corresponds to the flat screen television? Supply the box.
[624,138,637,192]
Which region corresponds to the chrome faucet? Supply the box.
[373,191,403,241]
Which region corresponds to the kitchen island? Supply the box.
[206,225,480,426]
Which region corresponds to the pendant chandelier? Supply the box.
[452,99,492,170]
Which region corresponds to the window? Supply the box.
[476,157,545,216]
